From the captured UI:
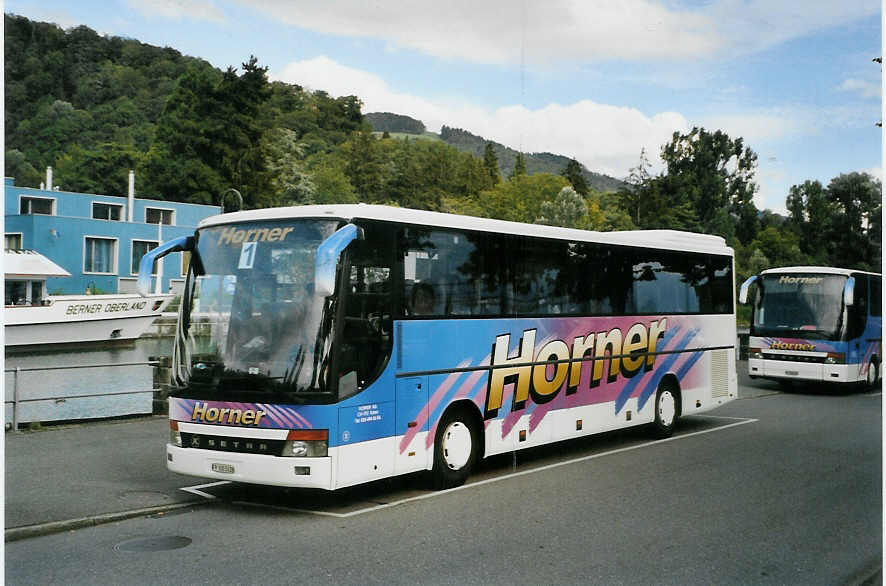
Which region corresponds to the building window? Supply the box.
[5,233,23,250]
[131,240,159,275]
[20,196,54,215]
[84,237,117,274]
[93,202,123,221]
[146,208,175,225]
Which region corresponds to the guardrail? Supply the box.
[5,361,161,432]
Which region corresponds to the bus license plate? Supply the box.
[785,370,799,376]
[211,463,235,474]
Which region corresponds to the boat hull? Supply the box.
[4,294,173,347]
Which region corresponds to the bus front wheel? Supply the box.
[651,381,679,439]
[432,408,478,490]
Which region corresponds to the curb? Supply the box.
[5,500,210,542]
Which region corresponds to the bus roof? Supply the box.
[760,266,881,277]
[198,204,733,255]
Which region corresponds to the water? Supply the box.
[5,336,174,426]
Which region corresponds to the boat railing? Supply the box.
[5,361,161,432]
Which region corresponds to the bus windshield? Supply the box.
[753,273,847,340]
[174,219,342,401]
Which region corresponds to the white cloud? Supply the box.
[837,78,882,99]
[245,0,875,65]
[703,0,876,55]
[124,0,227,24]
[754,164,789,213]
[862,166,883,180]
[5,4,80,29]
[273,56,689,178]
[699,111,802,144]
[248,0,718,65]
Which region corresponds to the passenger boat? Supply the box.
[4,249,172,347]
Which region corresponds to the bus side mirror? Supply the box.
[315,224,361,297]
[137,236,196,296]
[738,275,757,305]
[843,277,856,307]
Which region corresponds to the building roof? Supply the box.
[4,249,71,279]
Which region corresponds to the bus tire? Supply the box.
[651,380,679,439]
[866,360,879,388]
[432,407,478,490]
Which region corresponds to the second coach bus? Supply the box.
[740,266,881,388]
[140,205,737,490]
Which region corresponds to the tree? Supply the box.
[310,159,357,204]
[55,143,143,196]
[593,191,636,231]
[342,130,384,202]
[747,226,808,269]
[482,142,500,185]
[478,173,569,223]
[785,179,831,262]
[560,158,589,195]
[261,127,314,205]
[826,172,881,270]
[141,65,225,202]
[510,151,527,179]
[143,57,274,206]
[5,149,42,187]
[619,148,653,226]
[535,186,588,229]
[659,127,759,243]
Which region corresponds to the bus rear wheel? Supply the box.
[866,361,879,388]
[651,381,679,439]
[432,408,478,490]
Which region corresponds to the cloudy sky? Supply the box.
[6,0,882,213]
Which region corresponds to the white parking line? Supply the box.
[181,417,758,518]
[180,481,231,499]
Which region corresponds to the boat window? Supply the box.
[5,281,27,305]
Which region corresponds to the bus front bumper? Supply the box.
[167,444,334,490]
[748,358,856,384]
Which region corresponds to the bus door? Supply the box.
[395,376,429,474]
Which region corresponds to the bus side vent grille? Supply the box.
[710,350,729,398]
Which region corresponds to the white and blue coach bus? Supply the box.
[140,205,737,490]
[740,266,882,388]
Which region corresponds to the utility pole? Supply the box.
[875,57,882,127]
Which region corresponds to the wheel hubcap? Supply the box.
[441,421,472,470]
[658,391,676,427]
[868,364,877,386]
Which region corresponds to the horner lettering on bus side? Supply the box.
[484,319,668,419]
[216,226,295,245]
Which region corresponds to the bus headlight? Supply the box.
[283,429,329,457]
[749,347,763,359]
[825,353,845,364]
[170,421,182,447]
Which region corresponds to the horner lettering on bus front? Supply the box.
[216,225,295,245]
[485,319,668,418]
